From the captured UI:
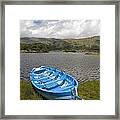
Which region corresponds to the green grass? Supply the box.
[78,80,100,100]
[20,80,43,100]
[20,80,100,100]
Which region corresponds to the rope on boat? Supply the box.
[75,95,82,100]
[71,87,82,100]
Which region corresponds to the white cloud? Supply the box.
[20,20,100,39]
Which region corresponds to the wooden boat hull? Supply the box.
[31,83,77,100]
[30,66,81,100]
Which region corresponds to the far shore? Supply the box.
[20,50,100,55]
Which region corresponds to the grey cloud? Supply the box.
[20,20,100,39]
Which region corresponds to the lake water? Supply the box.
[20,52,100,83]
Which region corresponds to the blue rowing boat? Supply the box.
[30,66,81,100]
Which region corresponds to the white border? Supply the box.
[5,5,115,115]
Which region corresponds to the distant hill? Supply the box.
[20,36,100,53]
[64,36,100,48]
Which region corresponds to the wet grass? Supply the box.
[20,80,100,100]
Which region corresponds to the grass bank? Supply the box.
[78,80,100,100]
[20,80,43,100]
[20,80,100,100]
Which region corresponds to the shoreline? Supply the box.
[20,51,100,56]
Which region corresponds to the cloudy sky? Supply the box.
[20,20,100,39]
